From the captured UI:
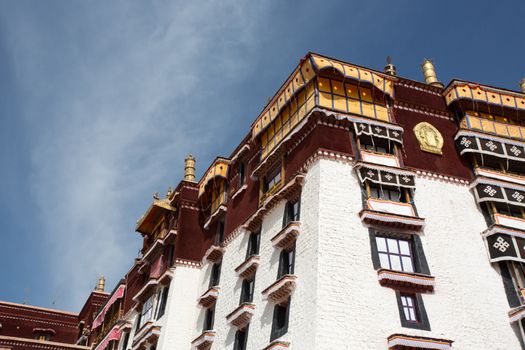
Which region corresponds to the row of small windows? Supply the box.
[204,198,300,349]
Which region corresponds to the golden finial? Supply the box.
[184,155,196,182]
[421,59,444,88]
[520,78,525,94]
[96,276,105,292]
[166,186,173,198]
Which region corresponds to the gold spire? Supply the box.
[421,59,444,88]
[520,78,525,94]
[96,276,105,292]
[184,155,196,182]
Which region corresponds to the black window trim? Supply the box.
[369,229,430,276]
[395,291,431,331]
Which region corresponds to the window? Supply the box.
[166,244,174,268]
[493,202,524,219]
[246,231,260,258]
[270,298,290,341]
[360,135,394,154]
[376,236,414,273]
[138,294,154,329]
[156,286,169,319]
[209,262,222,288]
[240,277,255,304]
[120,332,130,350]
[238,162,246,187]
[278,246,295,278]
[216,219,225,245]
[400,294,418,323]
[395,292,430,330]
[263,164,282,193]
[368,183,405,202]
[36,334,51,341]
[203,307,215,332]
[233,327,248,350]
[283,199,300,227]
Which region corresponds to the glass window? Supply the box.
[138,294,154,329]
[238,162,246,187]
[203,307,215,332]
[283,199,300,227]
[360,135,394,154]
[120,332,130,350]
[376,236,414,273]
[156,286,169,319]
[209,262,221,288]
[270,299,290,341]
[369,184,404,202]
[233,327,248,350]
[264,164,282,193]
[400,294,418,323]
[246,231,260,258]
[278,246,295,278]
[240,278,255,304]
[216,219,225,244]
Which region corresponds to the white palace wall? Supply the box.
[156,157,521,349]
[313,157,521,349]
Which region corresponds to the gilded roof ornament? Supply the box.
[413,122,443,155]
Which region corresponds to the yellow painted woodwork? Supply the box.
[251,53,395,140]
[445,82,525,113]
[461,113,525,142]
[198,158,230,197]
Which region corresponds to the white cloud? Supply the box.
[3,0,272,309]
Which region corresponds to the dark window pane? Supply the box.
[210,263,221,287]
[203,308,215,332]
[271,300,290,341]
[233,328,248,350]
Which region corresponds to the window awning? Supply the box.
[387,334,453,350]
[92,285,125,329]
[94,326,122,350]
[353,120,403,144]
[455,131,525,162]
[355,163,416,188]
[472,178,525,208]
[483,227,525,264]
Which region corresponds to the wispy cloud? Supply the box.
[2,0,271,309]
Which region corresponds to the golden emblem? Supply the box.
[413,122,443,155]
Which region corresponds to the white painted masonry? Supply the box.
[126,157,522,349]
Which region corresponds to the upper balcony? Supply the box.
[198,158,230,229]
[136,197,177,238]
[445,80,525,118]
[250,53,396,163]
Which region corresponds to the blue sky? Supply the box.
[0,1,523,312]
